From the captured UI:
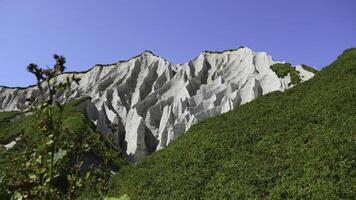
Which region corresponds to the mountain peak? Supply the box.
[141,50,156,56]
[201,46,251,55]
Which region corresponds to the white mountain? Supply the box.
[0,47,315,161]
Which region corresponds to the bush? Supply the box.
[270,63,301,86]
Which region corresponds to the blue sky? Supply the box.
[0,0,355,87]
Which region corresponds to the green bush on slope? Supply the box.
[270,63,302,86]
[108,49,356,199]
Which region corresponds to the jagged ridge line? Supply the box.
[0,47,251,90]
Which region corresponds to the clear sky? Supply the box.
[0,0,355,87]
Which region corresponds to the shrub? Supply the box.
[270,63,302,86]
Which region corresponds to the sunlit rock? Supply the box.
[0,47,316,161]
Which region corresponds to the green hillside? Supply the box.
[108,49,356,199]
[0,98,129,199]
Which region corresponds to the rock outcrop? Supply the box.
[0,47,316,161]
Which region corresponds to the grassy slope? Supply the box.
[108,49,356,199]
[0,98,129,199]
[0,111,22,144]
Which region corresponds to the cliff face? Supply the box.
[0,47,315,161]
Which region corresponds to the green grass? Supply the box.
[0,98,129,199]
[270,63,302,86]
[301,64,319,74]
[108,49,356,199]
[0,111,21,123]
[0,111,22,144]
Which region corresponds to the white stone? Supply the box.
[0,47,316,161]
[3,136,21,150]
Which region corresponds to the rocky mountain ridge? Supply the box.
[0,47,316,161]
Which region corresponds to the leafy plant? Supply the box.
[0,55,84,199]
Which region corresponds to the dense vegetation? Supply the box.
[270,63,301,86]
[108,49,356,199]
[0,98,129,199]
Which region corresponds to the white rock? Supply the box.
[3,136,21,150]
[0,47,316,161]
[296,65,315,81]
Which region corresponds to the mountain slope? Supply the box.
[108,49,356,199]
[0,47,315,161]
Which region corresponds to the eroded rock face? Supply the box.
[0,47,315,161]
